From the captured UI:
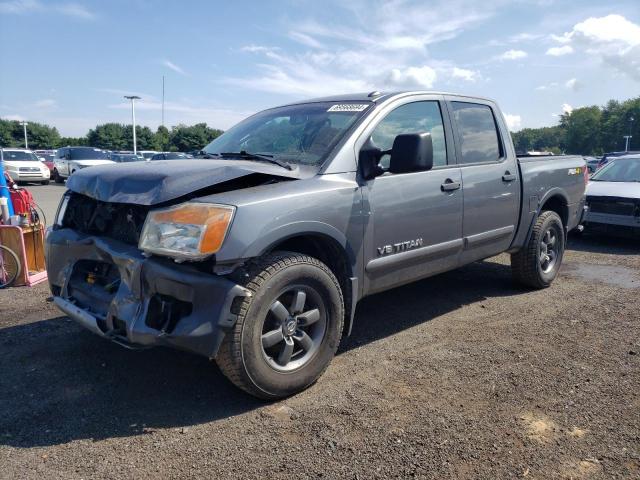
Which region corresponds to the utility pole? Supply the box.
[124,95,141,154]
[162,75,165,127]
[19,121,28,149]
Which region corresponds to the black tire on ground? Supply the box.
[41,180,50,185]
[511,210,565,289]
[53,169,64,183]
[216,251,344,399]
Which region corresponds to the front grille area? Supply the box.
[62,193,150,245]
[587,196,639,217]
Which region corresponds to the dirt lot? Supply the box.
[0,232,638,479]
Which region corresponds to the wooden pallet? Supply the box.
[0,224,48,287]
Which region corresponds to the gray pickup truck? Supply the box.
[46,91,587,399]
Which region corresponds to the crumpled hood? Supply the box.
[66,159,305,205]
[587,181,640,199]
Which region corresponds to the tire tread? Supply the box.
[216,251,343,399]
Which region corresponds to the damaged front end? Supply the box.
[47,227,250,357]
[46,187,259,357]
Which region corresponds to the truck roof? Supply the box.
[288,91,496,105]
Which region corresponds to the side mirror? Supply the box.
[388,133,433,174]
[358,139,384,180]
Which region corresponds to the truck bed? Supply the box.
[509,155,586,252]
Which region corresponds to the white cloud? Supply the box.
[565,78,582,91]
[550,14,640,80]
[0,0,95,18]
[562,103,573,115]
[0,0,40,14]
[498,49,527,61]
[2,114,25,121]
[451,67,480,82]
[55,3,94,19]
[162,60,187,76]
[387,66,437,88]
[289,32,324,49]
[504,113,522,131]
[34,99,57,108]
[227,1,500,97]
[545,45,573,56]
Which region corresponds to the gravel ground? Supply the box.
[0,232,638,479]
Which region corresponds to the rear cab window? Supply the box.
[451,102,503,164]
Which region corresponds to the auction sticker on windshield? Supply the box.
[327,104,369,112]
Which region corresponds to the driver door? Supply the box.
[360,98,463,294]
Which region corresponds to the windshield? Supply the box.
[202,101,372,166]
[142,152,156,159]
[2,150,39,161]
[591,157,640,182]
[69,148,109,160]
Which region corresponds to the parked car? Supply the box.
[47,91,587,399]
[584,155,640,235]
[34,149,56,172]
[150,152,193,160]
[53,147,114,183]
[1,148,51,184]
[138,150,158,161]
[111,153,144,163]
[597,151,640,169]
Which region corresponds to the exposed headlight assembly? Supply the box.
[139,203,235,261]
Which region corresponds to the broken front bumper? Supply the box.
[46,228,250,358]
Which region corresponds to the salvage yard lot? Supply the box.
[1,185,639,478]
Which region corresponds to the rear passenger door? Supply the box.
[447,99,521,264]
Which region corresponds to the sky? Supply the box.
[0,0,639,136]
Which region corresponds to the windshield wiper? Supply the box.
[218,151,293,170]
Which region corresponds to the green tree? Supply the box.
[561,106,602,155]
[169,123,223,152]
[154,125,170,151]
[87,123,127,150]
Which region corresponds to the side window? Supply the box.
[58,148,66,159]
[451,102,502,164]
[370,101,447,168]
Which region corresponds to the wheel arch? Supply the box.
[247,223,358,337]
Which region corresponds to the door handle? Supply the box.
[502,172,517,182]
[441,179,461,192]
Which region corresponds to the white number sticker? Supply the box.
[327,104,369,112]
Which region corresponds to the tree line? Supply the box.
[0,119,223,152]
[512,95,640,156]
[2,94,639,155]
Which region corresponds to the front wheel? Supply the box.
[41,180,50,185]
[511,210,565,288]
[216,252,344,399]
[53,169,64,183]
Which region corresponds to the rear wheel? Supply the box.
[511,210,565,288]
[216,252,344,399]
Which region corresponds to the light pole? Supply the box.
[625,116,634,152]
[19,121,28,149]
[124,95,141,155]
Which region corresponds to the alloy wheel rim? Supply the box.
[260,286,326,372]
[539,227,560,274]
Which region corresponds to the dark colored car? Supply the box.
[111,153,144,163]
[150,152,193,160]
